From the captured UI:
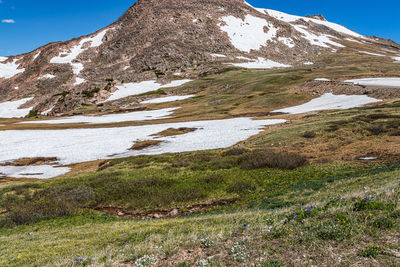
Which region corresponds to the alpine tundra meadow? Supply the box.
[0,0,399,266]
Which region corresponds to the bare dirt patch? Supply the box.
[130,140,163,150]
[0,157,58,166]
[293,80,400,99]
[152,127,197,137]
[94,197,240,219]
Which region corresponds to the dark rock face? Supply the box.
[306,14,326,21]
[0,0,397,114]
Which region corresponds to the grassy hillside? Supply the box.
[1,51,400,266]
[0,162,399,266]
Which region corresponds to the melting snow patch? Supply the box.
[0,165,70,179]
[260,8,362,38]
[74,77,86,85]
[359,51,385,57]
[50,28,110,76]
[141,95,195,104]
[0,98,33,118]
[292,25,344,48]
[314,78,331,81]
[0,118,285,168]
[272,93,380,114]
[359,157,377,161]
[344,78,400,87]
[219,15,278,53]
[0,58,25,79]
[244,4,360,48]
[211,53,227,58]
[33,52,41,61]
[303,62,314,65]
[0,118,286,167]
[107,79,192,101]
[392,56,400,63]
[0,57,7,62]
[21,108,178,125]
[230,57,291,69]
[41,106,54,115]
[38,74,56,80]
[278,37,295,48]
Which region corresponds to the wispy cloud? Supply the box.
[2,19,15,24]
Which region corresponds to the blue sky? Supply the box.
[0,0,399,56]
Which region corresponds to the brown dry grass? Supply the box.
[130,140,163,150]
[152,127,197,137]
[0,157,58,166]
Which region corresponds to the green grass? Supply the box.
[2,148,398,227]
[1,51,400,266]
[0,166,398,266]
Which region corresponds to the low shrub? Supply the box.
[27,110,38,118]
[222,148,249,156]
[209,157,238,170]
[82,87,100,98]
[353,197,396,212]
[201,173,225,184]
[390,210,400,218]
[316,221,354,241]
[259,259,282,267]
[359,245,384,258]
[227,179,256,194]
[365,124,387,135]
[239,150,307,170]
[372,217,394,229]
[301,131,316,138]
[389,130,400,136]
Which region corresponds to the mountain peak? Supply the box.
[306,14,327,21]
[0,0,397,116]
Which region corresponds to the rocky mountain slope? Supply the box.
[0,0,399,115]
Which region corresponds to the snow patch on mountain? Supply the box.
[141,95,195,104]
[0,165,71,179]
[253,6,362,38]
[291,24,344,48]
[272,93,380,114]
[0,118,286,167]
[74,77,86,85]
[32,52,41,61]
[278,37,295,48]
[230,57,291,69]
[243,2,361,49]
[344,77,400,87]
[38,74,56,80]
[21,108,178,125]
[50,28,110,76]
[0,58,25,79]
[0,98,33,118]
[211,53,227,58]
[359,51,385,57]
[107,79,192,101]
[219,15,278,53]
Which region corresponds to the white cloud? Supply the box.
[2,19,15,24]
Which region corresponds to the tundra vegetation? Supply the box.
[1,53,400,266]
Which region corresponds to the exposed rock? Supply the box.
[306,14,326,21]
[0,0,397,115]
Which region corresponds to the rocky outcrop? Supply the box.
[0,0,398,114]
